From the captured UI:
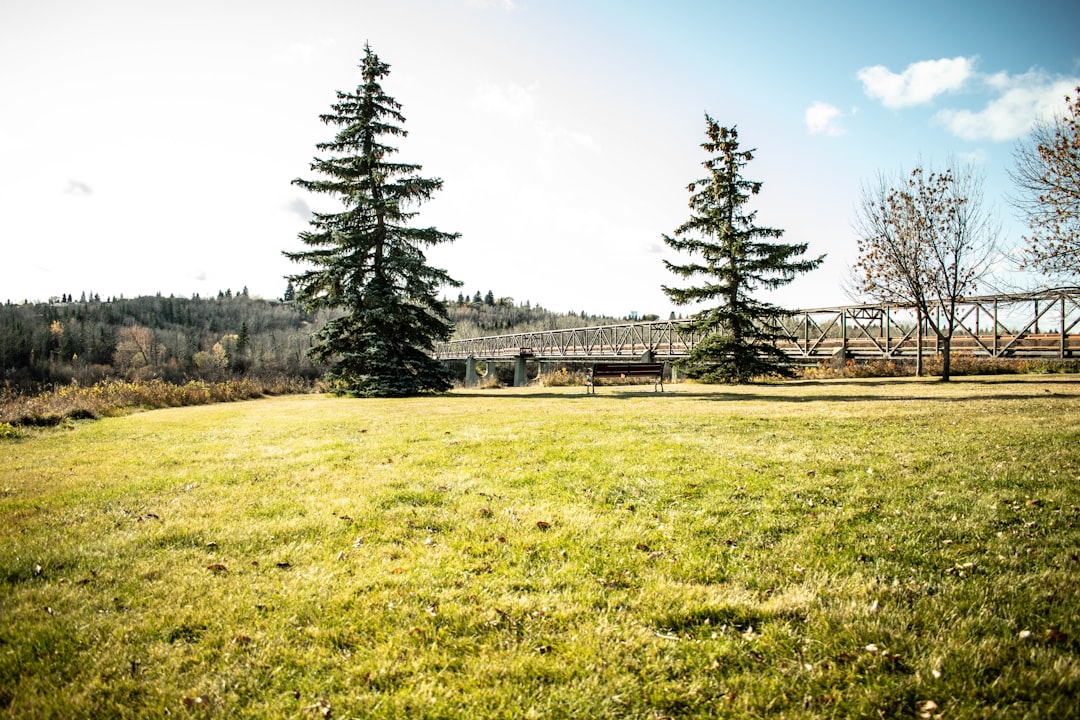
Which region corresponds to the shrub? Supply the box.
[0,377,318,427]
[802,353,1080,379]
[539,367,590,387]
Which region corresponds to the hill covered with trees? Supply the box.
[0,290,623,389]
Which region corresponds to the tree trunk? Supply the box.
[940,335,951,382]
[915,307,923,378]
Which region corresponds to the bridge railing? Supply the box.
[434,288,1080,362]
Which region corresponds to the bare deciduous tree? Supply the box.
[852,162,999,381]
[1010,87,1080,280]
[114,325,163,374]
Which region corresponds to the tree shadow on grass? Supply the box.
[445,375,1079,404]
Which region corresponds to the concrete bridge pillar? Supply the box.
[514,355,528,387]
[465,356,479,388]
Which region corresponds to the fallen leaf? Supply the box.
[945,562,975,577]
[391,567,405,574]
[536,521,551,530]
[304,698,332,718]
[1046,626,1069,643]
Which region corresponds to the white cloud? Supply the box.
[540,125,600,152]
[936,75,1079,141]
[285,196,312,220]
[64,179,93,196]
[858,57,975,108]
[957,148,987,165]
[805,101,844,136]
[473,82,536,120]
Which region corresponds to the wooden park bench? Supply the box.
[586,362,664,394]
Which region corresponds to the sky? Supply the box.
[2,0,1078,317]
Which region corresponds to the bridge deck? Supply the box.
[434,289,1080,363]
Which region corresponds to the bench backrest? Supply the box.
[591,362,663,377]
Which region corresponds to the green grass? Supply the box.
[2,377,1079,718]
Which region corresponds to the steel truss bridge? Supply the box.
[434,289,1080,367]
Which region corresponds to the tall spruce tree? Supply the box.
[663,115,823,382]
[285,44,461,397]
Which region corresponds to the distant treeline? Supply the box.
[1,291,627,389]
[1,293,328,388]
[449,291,628,338]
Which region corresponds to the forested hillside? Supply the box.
[449,292,625,338]
[0,291,624,389]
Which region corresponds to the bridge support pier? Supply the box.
[514,355,528,387]
[465,356,479,388]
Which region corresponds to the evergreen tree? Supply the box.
[284,44,461,397]
[234,321,251,372]
[662,115,823,382]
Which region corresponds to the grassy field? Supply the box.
[2,377,1079,719]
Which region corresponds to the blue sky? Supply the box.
[1,0,1078,316]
